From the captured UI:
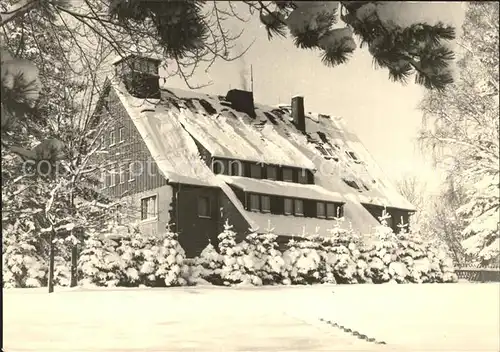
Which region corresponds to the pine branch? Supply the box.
[291,11,338,49]
[320,41,354,67]
[259,10,287,39]
[387,61,413,84]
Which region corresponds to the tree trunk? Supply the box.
[69,189,78,287]
[70,244,78,287]
[48,231,55,293]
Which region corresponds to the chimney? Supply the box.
[291,95,305,132]
[113,55,161,99]
[225,89,256,118]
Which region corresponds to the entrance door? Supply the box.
[176,185,219,258]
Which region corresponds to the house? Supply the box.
[93,54,415,257]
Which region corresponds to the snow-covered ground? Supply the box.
[3,283,499,352]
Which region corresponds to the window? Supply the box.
[250,164,262,178]
[110,170,116,186]
[324,145,335,157]
[147,61,155,74]
[316,143,338,161]
[346,151,358,160]
[326,203,336,219]
[100,171,106,189]
[316,145,328,157]
[343,178,361,191]
[261,195,271,213]
[282,168,294,182]
[212,160,224,175]
[230,161,241,176]
[317,202,326,218]
[128,163,135,182]
[297,170,308,184]
[266,165,277,180]
[119,127,125,143]
[141,195,157,220]
[197,196,211,218]
[119,168,125,184]
[105,172,111,187]
[249,194,260,211]
[109,131,116,146]
[284,198,293,215]
[336,204,344,218]
[294,199,304,216]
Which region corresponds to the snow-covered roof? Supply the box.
[160,88,316,170]
[217,175,345,203]
[111,80,415,235]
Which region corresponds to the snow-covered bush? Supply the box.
[2,234,46,288]
[189,243,223,285]
[2,221,70,288]
[320,219,360,284]
[245,226,285,285]
[217,221,253,285]
[78,232,125,287]
[78,227,187,287]
[361,212,399,283]
[198,222,287,286]
[282,238,322,284]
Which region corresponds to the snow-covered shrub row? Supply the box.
[190,222,285,286]
[78,227,187,287]
[193,217,458,286]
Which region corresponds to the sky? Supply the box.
[161,2,467,192]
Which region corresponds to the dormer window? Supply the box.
[316,143,339,161]
[346,151,362,164]
[261,195,271,213]
[284,198,293,215]
[230,160,242,176]
[250,164,262,178]
[294,199,304,216]
[266,165,277,180]
[282,168,294,182]
[212,160,224,175]
[326,203,336,219]
[297,170,308,184]
[249,194,260,211]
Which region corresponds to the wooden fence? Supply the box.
[455,267,500,282]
